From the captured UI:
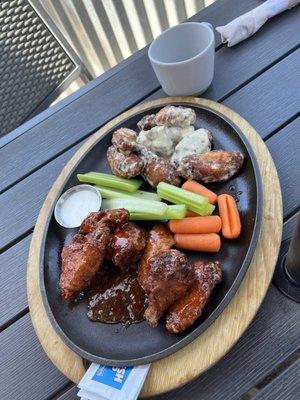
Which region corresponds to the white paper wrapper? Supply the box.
[216,0,300,46]
[77,363,150,400]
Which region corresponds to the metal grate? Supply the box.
[43,0,215,78]
[0,0,76,136]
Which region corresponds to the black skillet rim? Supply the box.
[39,102,263,367]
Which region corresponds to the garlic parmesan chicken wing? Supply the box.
[143,250,194,327]
[107,128,144,179]
[141,149,181,187]
[177,150,244,183]
[59,209,129,301]
[108,223,147,271]
[137,106,196,131]
[166,261,222,333]
[171,128,213,166]
[138,225,174,293]
[107,145,144,179]
[137,114,156,131]
[111,128,139,155]
[155,105,196,127]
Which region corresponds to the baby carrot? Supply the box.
[186,210,199,217]
[174,233,221,252]
[169,216,222,234]
[182,180,218,204]
[217,194,241,239]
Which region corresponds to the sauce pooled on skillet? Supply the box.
[87,263,148,324]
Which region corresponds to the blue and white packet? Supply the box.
[77,363,150,400]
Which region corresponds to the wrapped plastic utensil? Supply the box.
[216,0,300,47]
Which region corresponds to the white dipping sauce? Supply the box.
[56,185,101,228]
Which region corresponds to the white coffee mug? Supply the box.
[148,22,215,96]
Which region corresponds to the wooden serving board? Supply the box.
[27,97,282,397]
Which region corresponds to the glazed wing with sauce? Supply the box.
[108,222,148,271]
[60,209,129,301]
[138,225,174,292]
[143,249,194,327]
[166,261,221,333]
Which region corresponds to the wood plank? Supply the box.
[282,211,299,241]
[266,118,300,218]
[0,0,292,193]
[56,386,78,400]
[224,49,300,139]
[0,144,81,251]
[0,55,157,193]
[0,235,31,328]
[0,314,69,400]
[205,7,300,101]
[253,360,300,400]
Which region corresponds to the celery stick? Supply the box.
[102,198,167,217]
[95,186,160,201]
[129,212,165,221]
[129,205,186,220]
[188,203,215,216]
[157,183,214,216]
[162,194,214,216]
[157,182,209,207]
[165,205,187,220]
[77,172,142,192]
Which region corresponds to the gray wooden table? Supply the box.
[0,1,299,399]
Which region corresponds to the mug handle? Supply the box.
[201,22,214,31]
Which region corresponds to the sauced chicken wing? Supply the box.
[138,225,174,293]
[177,150,244,183]
[141,149,181,187]
[111,128,139,155]
[108,223,148,271]
[60,209,129,301]
[166,261,221,333]
[143,249,194,327]
[155,105,196,127]
[107,145,144,179]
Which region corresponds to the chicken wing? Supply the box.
[155,105,196,127]
[171,128,213,166]
[108,222,148,271]
[143,249,194,327]
[177,150,244,183]
[107,145,144,179]
[60,209,129,301]
[166,261,221,333]
[141,149,181,187]
[137,125,194,158]
[111,128,139,155]
[138,225,174,293]
[137,114,156,131]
